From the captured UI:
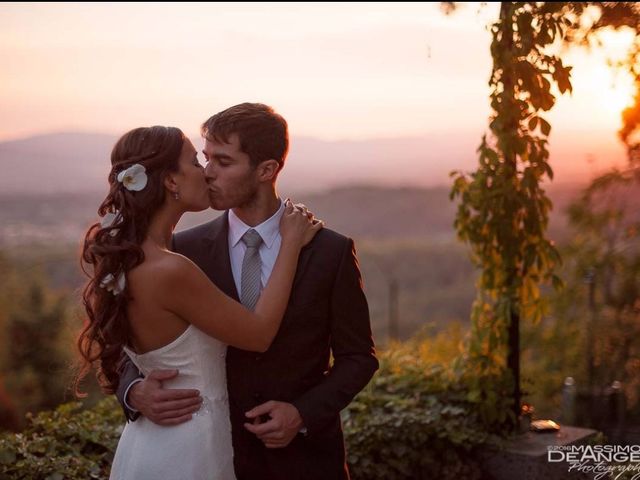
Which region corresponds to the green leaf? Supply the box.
[0,448,16,465]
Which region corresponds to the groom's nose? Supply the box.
[204,162,217,180]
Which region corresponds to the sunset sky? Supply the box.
[1,2,636,182]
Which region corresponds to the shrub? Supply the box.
[343,335,501,480]
[0,397,121,479]
[0,331,502,479]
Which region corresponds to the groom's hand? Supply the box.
[128,369,202,426]
[244,401,304,448]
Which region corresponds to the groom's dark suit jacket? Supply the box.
[116,212,378,480]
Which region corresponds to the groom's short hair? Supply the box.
[201,103,289,172]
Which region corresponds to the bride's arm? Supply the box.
[164,247,295,352]
[162,205,322,352]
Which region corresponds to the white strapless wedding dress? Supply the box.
[110,324,236,480]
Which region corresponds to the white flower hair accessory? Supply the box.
[117,164,147,192]
[100,210,122,237]
[100,272,126,295]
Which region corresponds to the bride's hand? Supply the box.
[280,199,323,248]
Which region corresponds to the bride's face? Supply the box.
[172,139,210,212]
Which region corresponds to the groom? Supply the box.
[116,103,378,480]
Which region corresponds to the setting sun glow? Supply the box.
[589,64,635,115]
[0,2,633,184]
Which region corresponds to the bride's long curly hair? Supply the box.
[75,126,185,395]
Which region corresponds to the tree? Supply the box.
[561,171,639,418]
[0,260,73,430]
[0,253,19,431]
[448,2,640,427]
[521,170,640,422]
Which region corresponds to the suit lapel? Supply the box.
[202,211,240,302]
[200,210,315,301]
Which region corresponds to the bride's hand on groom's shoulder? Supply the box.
[280,199,323,248]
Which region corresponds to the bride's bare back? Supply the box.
[126,247,192,354]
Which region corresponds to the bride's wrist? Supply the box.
[281,236,302,251]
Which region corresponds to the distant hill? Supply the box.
[0,183,586,247]
[297,182,585,243]
[0,131,480,195]
[0,129,625,195]
[0,132,116,195]
[0,131,596,246]
[303,185,460,240]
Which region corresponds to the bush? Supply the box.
[343,335,501,480]
[0,397,121,479]
[0,331,502,479]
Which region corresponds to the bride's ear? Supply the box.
[163,172,179,196]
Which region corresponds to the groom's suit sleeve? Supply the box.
[116,355,143,421]
[291,237,378,435]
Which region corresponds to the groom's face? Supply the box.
[202,133,260,210]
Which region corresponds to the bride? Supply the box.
[75,125,321,479]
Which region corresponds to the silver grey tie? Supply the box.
[240,229,263,311]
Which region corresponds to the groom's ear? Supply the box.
[257,159,280,182]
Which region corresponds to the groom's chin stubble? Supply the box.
[208,197,227,211]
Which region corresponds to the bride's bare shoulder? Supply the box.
[129,250,201,285]
[153,250,201,277]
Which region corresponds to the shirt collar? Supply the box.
[228,199,284,249]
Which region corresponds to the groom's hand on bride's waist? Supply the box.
[128,369,203,426]
[244,401,305,448]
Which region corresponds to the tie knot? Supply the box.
[241,229,263,248]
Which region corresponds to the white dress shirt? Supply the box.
[228,199,284,296]
[229,199,308,434]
